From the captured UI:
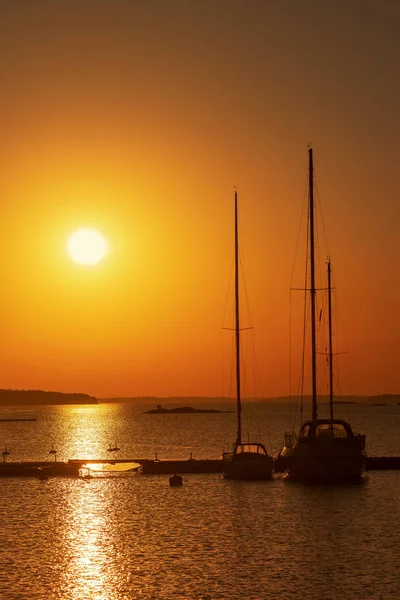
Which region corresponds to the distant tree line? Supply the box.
[0,389,97,405]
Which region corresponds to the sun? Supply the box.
[67,228,108,266]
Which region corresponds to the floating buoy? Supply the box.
[169,474,183,487]
[37,468,49,481]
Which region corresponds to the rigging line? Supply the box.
[239,253,259,396]
[238,249,260,399]
[289,286,292,408]
[223,327,236,405]
[221,252,235,405]
[221,240,237,406]
[239,252,254,329]
[330,271,340,395]
[221,325,225,400]
[242,333,255,404]
[312,183,333,403]
[221,252,235,330]
[288,175,309,430]
[316,278,329,399]
[290,173,309,289]
[240,331,250,430]
[251,324,260,402]
[299,196,311,425]
[332,266,353,416]
[237,244,258,404]
[314,175,331,259]
[230,329,235,400]
[332,275,344,403]
[332,264,351,391]
[299,286,307,427]
[241,335,248,399]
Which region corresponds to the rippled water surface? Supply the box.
[0,401,399,599]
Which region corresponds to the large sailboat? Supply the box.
[280,148,366,482]
[222,191,274,480]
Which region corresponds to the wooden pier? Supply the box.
[366,456,400,470]
[0,455,399,478]
[0,461,80,477]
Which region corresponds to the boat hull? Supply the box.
[222,454,274,481]
[280,419,367,482]
[281,445,366,482]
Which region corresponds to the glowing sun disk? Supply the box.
[67,229,108,266]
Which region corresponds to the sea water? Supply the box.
[0,401,399,599]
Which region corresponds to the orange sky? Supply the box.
[0,1,399,398]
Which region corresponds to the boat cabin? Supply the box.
[284,419,366,450]
[299,419,357,439]
[235,443,269,456]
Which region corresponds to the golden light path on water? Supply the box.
[61,483,111,599]
[47,405,139,474]
[62,405,115,459]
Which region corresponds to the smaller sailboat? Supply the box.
[280,148,366,482]
[222,191,274,480]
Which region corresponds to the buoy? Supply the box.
[37,468,49,481]
[169,474,183,487]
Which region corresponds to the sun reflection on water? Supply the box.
[57,405,125,461]
[57,480,122,600]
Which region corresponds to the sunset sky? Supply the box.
[1,1,399,399]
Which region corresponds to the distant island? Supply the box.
[0,389,98,406]
[144,404,231,414]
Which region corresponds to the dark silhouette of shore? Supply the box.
[0,389,97,406]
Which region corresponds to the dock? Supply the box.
[0,455,399,478]
[0,461,80,477]
[366,456,400,470]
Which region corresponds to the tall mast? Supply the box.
[234,190,242,446]
[327,259,334,422]
[309,147,318,420]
